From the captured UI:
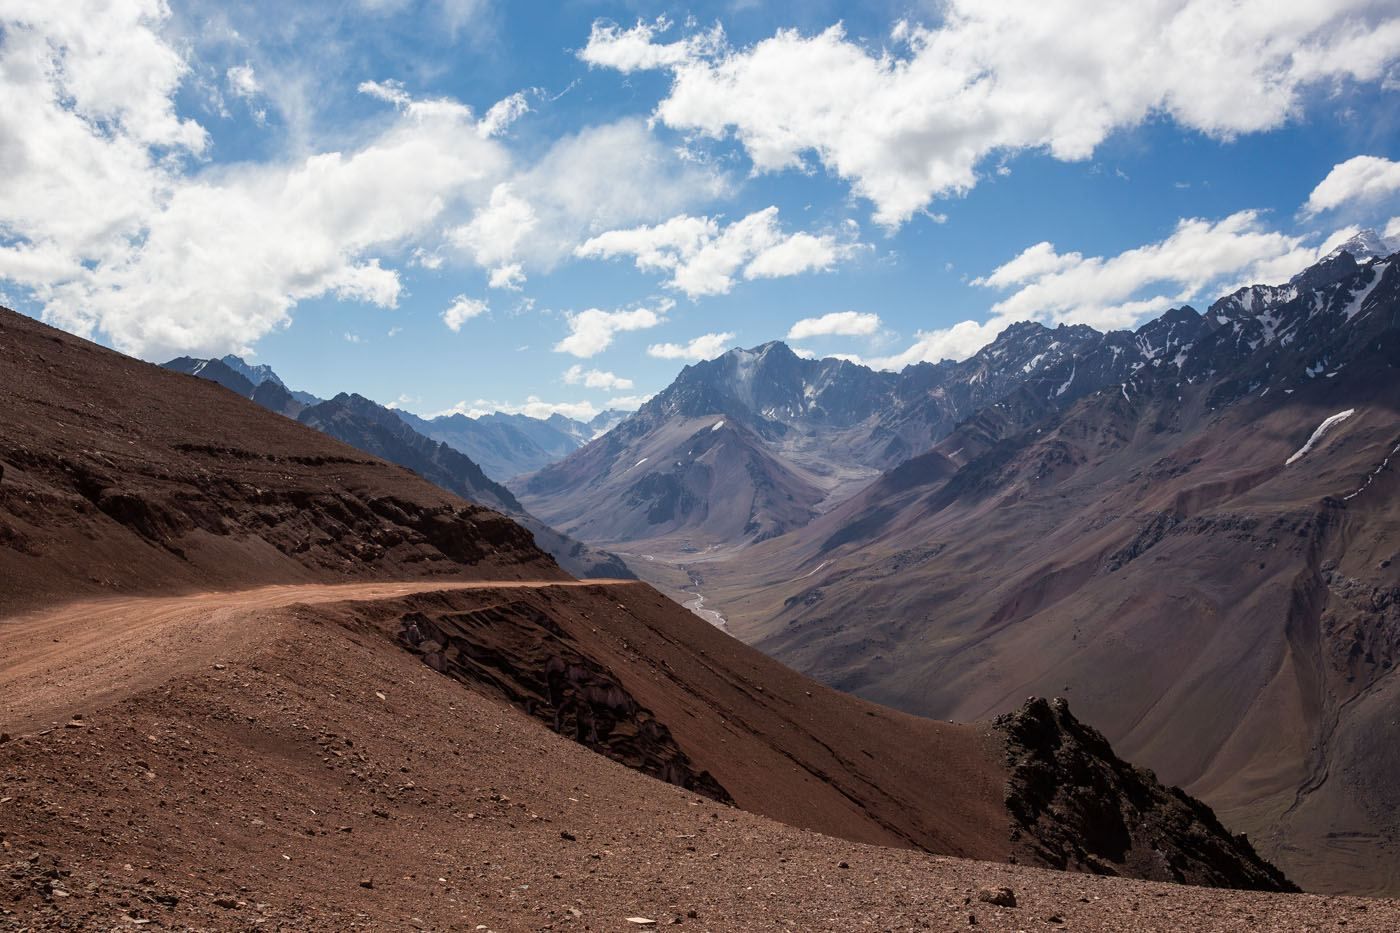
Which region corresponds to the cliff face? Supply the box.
[998,698,1296,892]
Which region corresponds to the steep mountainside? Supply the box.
[302,395,632,581]
[2,312,557,618]
[300,394,525,515]
[706,246,1400,894]
[160,363,631,580]
[522,321,1175,553]
[0,303,1302,926]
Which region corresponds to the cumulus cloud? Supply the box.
[443,119,728,284]
[563,364,634,391]
[786,311,881,340]
[0,4,522,360]
[576,207,857,297]
[442,295,488,331]
[554,302,670,357]
[976,211,1314,329]
[477,91,530,137]
[604,393,651,410]
[488,262,526,290]
[1305,155,1400,216]
[226,63,260,99]
[582,6,1400,226]
[446,182,537,284]
[646,331,735,361]
[578,17,724,73]
[870,209,1334,369]
[0,3,724,361]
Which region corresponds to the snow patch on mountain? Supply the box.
[1286,409,1357,465]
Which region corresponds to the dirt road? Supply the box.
[0,578,636,733]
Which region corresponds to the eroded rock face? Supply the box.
[395,601,732,804]
[996,698,1296,892]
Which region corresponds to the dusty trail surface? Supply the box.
[0,579,632,734]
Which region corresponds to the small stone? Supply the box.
[359,879,374,889]
[213,897,239,909]
[560,831,576,841]
[976,886,1017,908]
[0,733,9,744]
[213,663,226,670]
[837,861,849,869]
[626,919,656,926]
[1046,915,1065,924]
[686,910,698,919]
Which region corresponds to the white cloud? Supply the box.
[226,63,260,99]
[511,118,728,267]
[866,320,1012,370]
[871,208,1334,369]
[576,206,856,297]
[445,118,728,282]
[554,302,670,357]
[446,182,537,277]
[0,5,514,360]
[1305,155,1400,215]
[605,393,651,410]
[434,396,600,421]
[583,6,1400,226]
[578,17,723,73]
[646,331,735,361]
[1386,216,1400,243]
[787,310,881,339]
[442,295,488,331]
[975,211,1312,331]
[477,91,530,137]
[488,262,526,290]
[563,364,634,391]
[357,78,412,108]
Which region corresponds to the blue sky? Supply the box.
[2,1,1399,421]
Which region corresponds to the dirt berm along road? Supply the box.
[0,579,634,734]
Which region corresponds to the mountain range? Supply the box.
[518,232,1400,894]
[397,408,626,484]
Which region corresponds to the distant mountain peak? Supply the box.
[1321,228,1391,265]
[220,354,287,388]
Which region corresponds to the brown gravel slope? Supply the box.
[1,589,1395,932]
[0,306,563,617]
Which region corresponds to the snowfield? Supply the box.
[1286,409,1357,466]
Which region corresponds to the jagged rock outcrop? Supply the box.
[997,698,1296,892]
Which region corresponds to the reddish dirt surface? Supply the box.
[4,584,1399,931]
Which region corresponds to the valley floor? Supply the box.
[2,584,1397,930]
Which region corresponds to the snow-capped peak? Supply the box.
[1321,229,1391,265]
